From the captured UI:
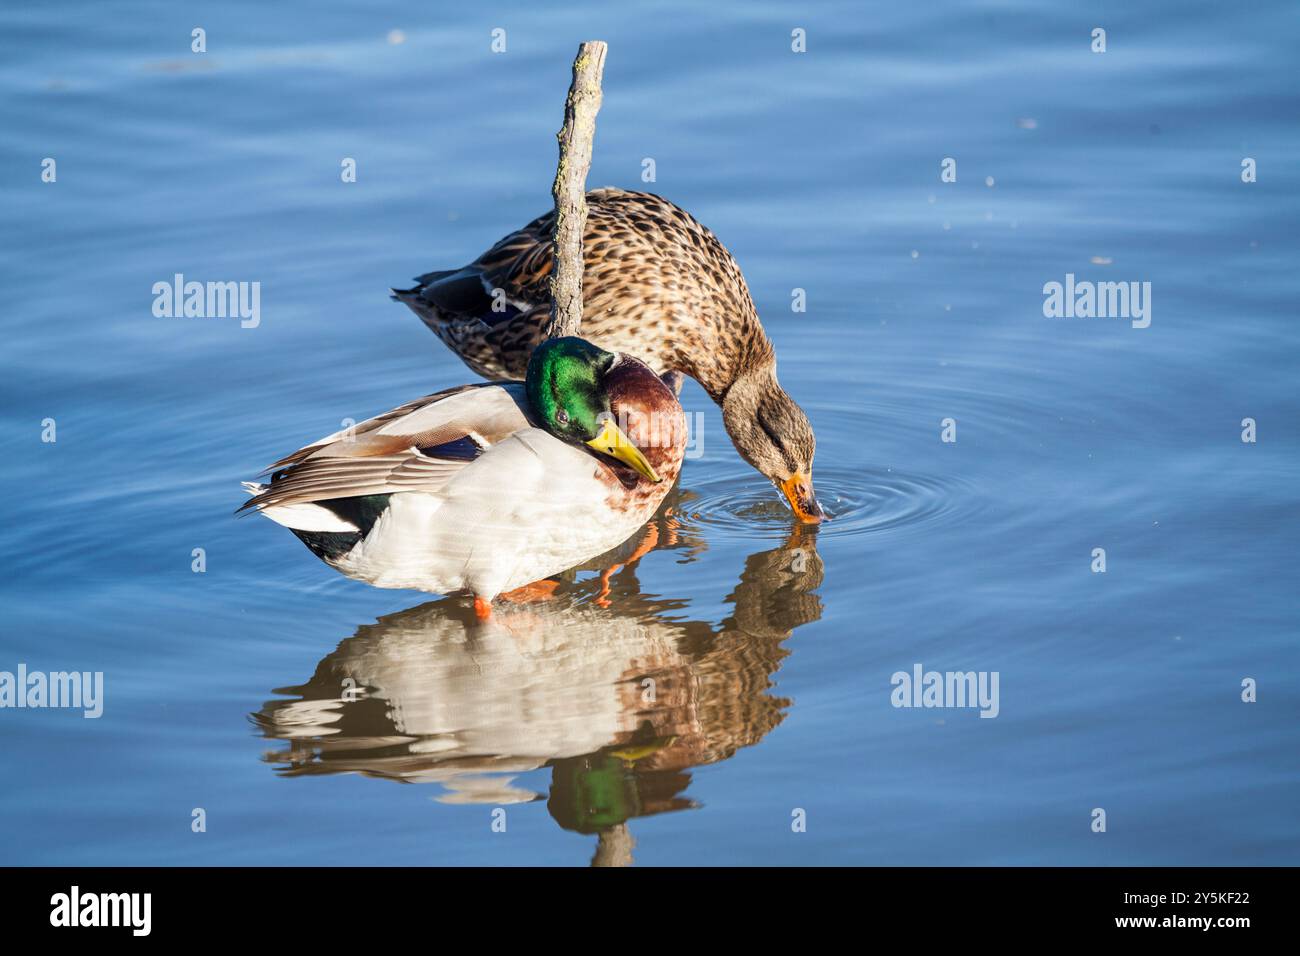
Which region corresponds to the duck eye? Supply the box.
[555,409,570,425]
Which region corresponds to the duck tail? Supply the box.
[237,481,360,534]
[390,283,441,334]
[391,267,458,326]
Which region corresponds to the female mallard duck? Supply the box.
[240,337,686,617]
[393,187,824,522]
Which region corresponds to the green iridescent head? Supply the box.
[525,337,613,442]
[525,336,661,482]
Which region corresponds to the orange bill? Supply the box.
[780,473,825,524]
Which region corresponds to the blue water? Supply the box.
[2,0,1297,865]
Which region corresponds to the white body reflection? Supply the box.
[256,500,825,863]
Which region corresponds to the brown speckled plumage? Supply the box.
[394,188,770,402]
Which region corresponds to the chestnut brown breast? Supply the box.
[601,356,687,493]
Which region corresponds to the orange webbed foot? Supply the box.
[498,579,562,604]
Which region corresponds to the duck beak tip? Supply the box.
[587,418,660,484]
[780,473,824,524]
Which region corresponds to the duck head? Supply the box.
[721,365,824,524]
[526,337,664,483]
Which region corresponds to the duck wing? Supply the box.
[393,188,760,388]
[423,187,668,309]
[239,383,532,513]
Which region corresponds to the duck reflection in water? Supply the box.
[253,494,824,865]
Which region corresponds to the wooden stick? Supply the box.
[591,822,635,867]
[544,40,607,340]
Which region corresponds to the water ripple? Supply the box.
[676,464,981,541]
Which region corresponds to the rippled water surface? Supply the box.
[2,1,1298,865]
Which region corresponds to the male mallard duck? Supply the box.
[240,337,686,616]
[393,188,824,522]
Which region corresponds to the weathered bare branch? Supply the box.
[544,40,607,340]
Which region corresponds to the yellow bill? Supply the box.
[587,417,661,483]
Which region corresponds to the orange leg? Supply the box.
[660,506,681,547]
[594,568,620,607]
[596,524,660,607]
[624,523,660,566]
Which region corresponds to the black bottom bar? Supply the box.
[0,866,1275,939]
